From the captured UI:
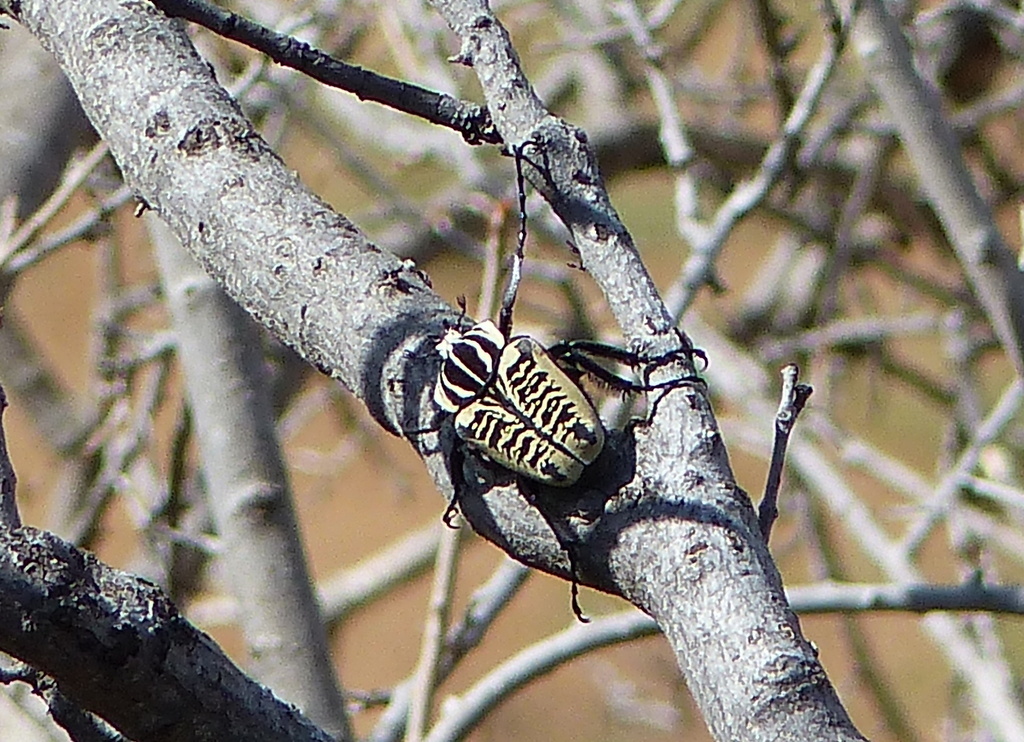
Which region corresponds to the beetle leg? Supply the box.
[442,494,460,528]
[548,340,707,395]
[518,478,591,622]
[565,541,590,623]
[551,338,708,373]
[546,338,636,365]
[555,347,698,394]
[441,439,468,528]
[642,345,709,376]
[403,420,442,437]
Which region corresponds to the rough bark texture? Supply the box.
[0,525,333,742]
[0,0,867,740]
[152,216,351,739]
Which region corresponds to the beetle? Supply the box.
[433,320,704,495]
[433,319,606,490]
[429,316,704,620]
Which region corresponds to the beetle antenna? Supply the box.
[515,142,528,259]
[497,143,529,337]
[497,250,521,338]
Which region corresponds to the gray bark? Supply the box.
[0,0,866,740]
[151,217,351,739]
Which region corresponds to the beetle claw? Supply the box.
[442,497,460,528]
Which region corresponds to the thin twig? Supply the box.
[370,558,530,742]
[664,5,848,318]
[612,0,698,222]
[4,185,134,277]
[786,425,1024,739]
[758,364,812,541]
[796,492,922,742]
[441,558,530,670]
[0,385,19,529]
[475,206,503,326]
[189,522,455,629]
[0,662,127,742]
[422,611,659,742]
[900,379,1024,557]
[147,0,499,145]
[788,581,1024,614]
[405,523,462,742]
[0,141,111,266]
[750,0,797,120]
[322,524,453,625]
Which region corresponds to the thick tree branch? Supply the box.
[3,1,864,739]
[428,0,682,351]
[0,523,333,742]
[426,2,862,740]
[151,218,351,739]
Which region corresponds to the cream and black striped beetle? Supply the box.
[433,319,606,492]
[429,309,705,616]
[430,314,704,619]
[434,319,703,496]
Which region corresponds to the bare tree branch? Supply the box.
[150,217,351,738]
[758,364,812,540]
[12,1,1023,740]
[0,0,867,739]
[0,521,334,742]
[147,0,500,146]
[851,0,1024,376]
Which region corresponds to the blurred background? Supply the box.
[2,1,1024,740]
